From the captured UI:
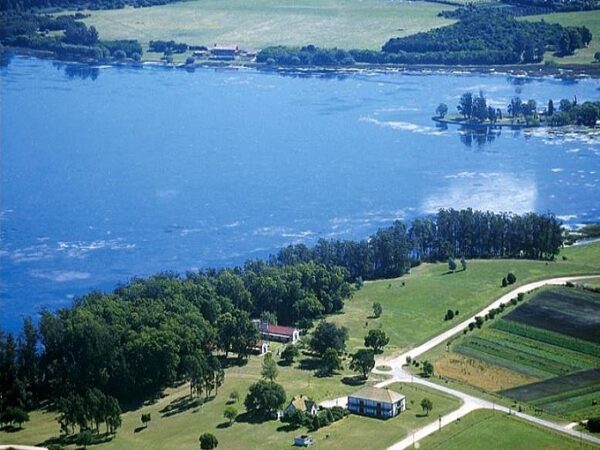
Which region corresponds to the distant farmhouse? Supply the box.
[210,44,239,60]
[347,386,406,419]
[284,395,318,417]
[253,320,300,344]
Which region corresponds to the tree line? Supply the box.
[274,209,563,281]
[0,0,180,12]
[438,92,600,128]
[0,12,142,61]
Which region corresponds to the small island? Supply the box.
[434,92,600,129]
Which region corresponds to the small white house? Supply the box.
[284,395,318,417]
[253,320,300,344]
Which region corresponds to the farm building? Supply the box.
[210,44,239,60]
[253,320,300,343]
[347,386,406,419]
[252,340,270,355]
[284,395,318,417]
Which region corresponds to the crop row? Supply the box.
[537,390,600,417]
[483,329,599,369]
[457,332,592,378]
[455,342,555,379]
[491,319,600,358]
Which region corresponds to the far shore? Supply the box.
[5,46,600,80]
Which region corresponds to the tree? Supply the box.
[141,413,151,428]
[349,349,375,379]
[280,345,299,365]
[310,322,348,356]
[421,360,434,377]
[507,273,517,285]
[320,347,343,376]
[229,390,240,403]
[458,92,473,119]
[460,256,467,271]
[372,302,383,318]
[472,92,487,122]
[444,309,454,321]
[436,103,448,118]
[283,409,306,428]
[223,406,238,425]
[261,353,279,381]
[595,51,600,63]
[364,329,389,354]
[587,417,600,433]
[199,432,219,449]
[244,380,286,416]
[547,99,554,116]
[501,277,508,287]
[448,257,457,272]
[76,430,93,448]
[420,398,433,415]
[2,406,29,429]
[260,311,278,325]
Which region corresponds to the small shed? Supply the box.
[294,435,313,447]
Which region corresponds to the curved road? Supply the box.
[322,275,600,448]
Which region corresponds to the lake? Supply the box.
[1,55,599,332]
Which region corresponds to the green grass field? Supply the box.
[328,242,600,357]
[0,362,460,450]
[417,410,598,450]
[82,0,453,51]
[522,10,600,65]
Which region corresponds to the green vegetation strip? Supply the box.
[416,409,598,450]
[491,319,600,358]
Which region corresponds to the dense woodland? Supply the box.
[258,12,591,67]
[0,12,142,60]
[0,209,564,437]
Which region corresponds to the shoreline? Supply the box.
[5,46,600,80]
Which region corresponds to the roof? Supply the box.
[212,44,238,51]
[266,324,297,336]
[289,395,316,412]
[349,386,405,404]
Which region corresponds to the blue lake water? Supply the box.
[1,55,600,332]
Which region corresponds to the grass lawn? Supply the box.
[82,0,453,51]
[0,362,458,449]
[310,382,462,450]
[328,242,600,357]
[417,409,598,450]
[521,11,600,65]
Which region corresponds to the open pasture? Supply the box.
[503,286,600,343]
[82,0,453,50]
[416,410,598,450]
[328,243,600,357]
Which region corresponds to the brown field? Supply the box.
[434,353,541,392]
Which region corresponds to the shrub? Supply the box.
[502,277,508,287]
[510,298,518,306]
[444,309,455,321]
[507,273,517,284]
[517,293,525,302]
[587,417,600,432]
